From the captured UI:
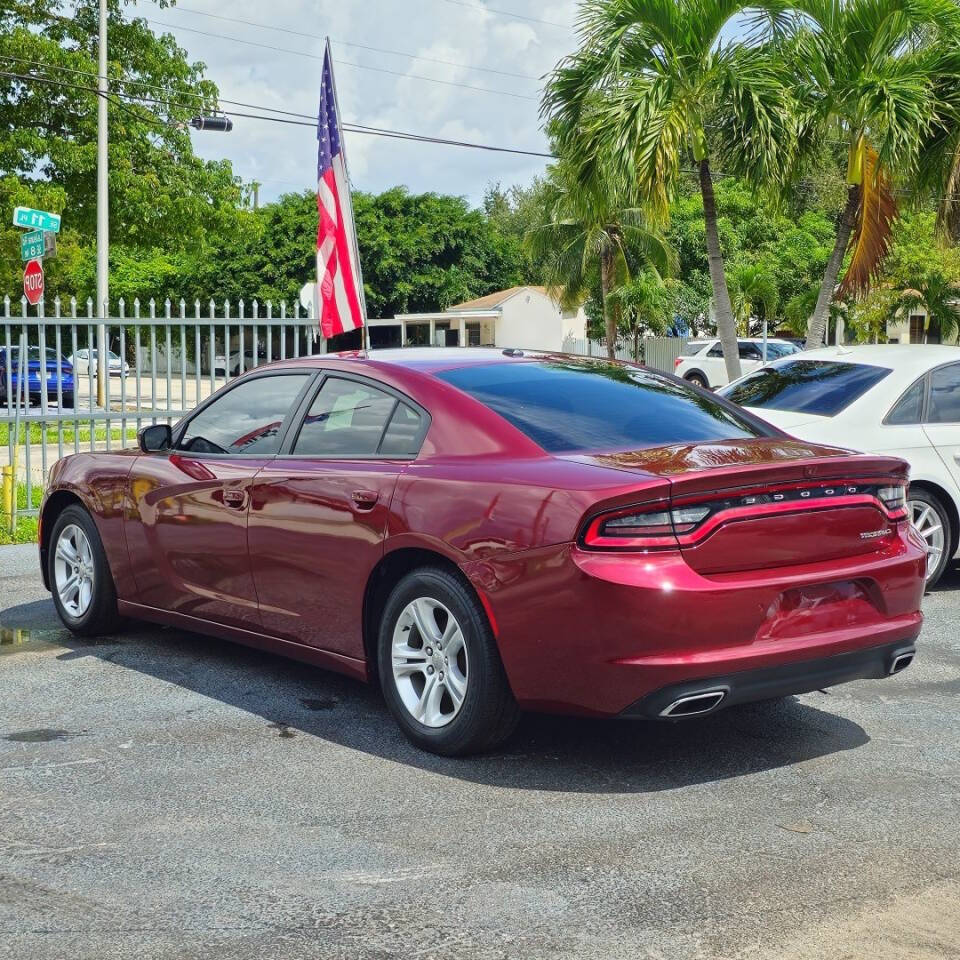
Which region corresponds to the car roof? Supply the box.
[283,347,606,375]
[776,343,960,377]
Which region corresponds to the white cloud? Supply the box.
[147,0,574,205]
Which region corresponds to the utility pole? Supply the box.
[96,0,109,406]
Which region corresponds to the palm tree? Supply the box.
[760,0,959,348]
[524,160,674,359]
[896,270,960,343]
[917,44,960,242]
[542,0,793,381]
[610,269,671,361]
[728,263,779,335]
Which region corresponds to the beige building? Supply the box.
[886,304,960,345]
[366,285,587,351]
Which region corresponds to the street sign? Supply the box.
[20,230,44,262]
[23,259,44,306]
[12,207,61,233]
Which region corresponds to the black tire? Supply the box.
[61,391,74,409]
[377,567,519,756]
[48,504,121,637]
[684,371,709,389]
[908,487,953,588]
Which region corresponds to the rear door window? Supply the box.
[927,364,960,423]
[720,359,891,417]
[292,376,413,457]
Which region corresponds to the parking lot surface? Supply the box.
[1,543,958,959]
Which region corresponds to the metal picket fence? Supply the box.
[1,294,325,522]
[1,295,692,528]
[560,335,689,371]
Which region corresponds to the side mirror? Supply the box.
[138,424,172,453]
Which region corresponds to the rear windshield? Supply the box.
[436,360,766,453]
[764,342,800,359]
[719,359,891,417]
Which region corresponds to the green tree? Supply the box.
[524,159,673,358]
[763,0,960,348]
[610,269,670,361]
[0,0,247,302]
[728,261,778,334]
[543,0,792,380]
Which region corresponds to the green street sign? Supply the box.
[12,207,61,233]
[20,230,45,262]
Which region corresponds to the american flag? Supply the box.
[316,46,364,339]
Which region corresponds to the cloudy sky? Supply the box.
[138,0,580,206]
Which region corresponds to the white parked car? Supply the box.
[719,344,960,586]
[213,350,258,377]
[674,337,801,389]
[70,348,129,377]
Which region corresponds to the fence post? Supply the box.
[1,465,12,533]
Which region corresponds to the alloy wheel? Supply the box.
[909,498,945,582]
[391,597,468,728]
[54,523,96,617]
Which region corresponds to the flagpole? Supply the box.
[325,37,370,352]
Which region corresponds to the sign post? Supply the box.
[23,259,44,306]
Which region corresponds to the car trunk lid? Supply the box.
[567,439,909,573]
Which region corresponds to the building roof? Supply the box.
[446,285,550,312]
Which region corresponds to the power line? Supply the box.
[5,61,957,204]
[168,6,543,81]
[0,65,554,159]
[432,0,571,29]
[144,20,539,101]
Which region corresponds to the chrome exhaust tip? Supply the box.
[888,649,915,675]
[659,689,727,718]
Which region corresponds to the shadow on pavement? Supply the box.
[1,596,871,795]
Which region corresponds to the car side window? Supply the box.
[379,402,424,456]
[292,377,400,457]
[927,364,960,424]
[738,342,762,360]
[886,377,926,425]
[178,373,310,456]
[707,342,724,357]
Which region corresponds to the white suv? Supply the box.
[673,338,801,389]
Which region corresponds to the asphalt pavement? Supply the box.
[1,542,958,960]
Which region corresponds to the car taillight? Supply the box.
[583,503,710,549]
[878,484,908,518]
[673,357,683,369]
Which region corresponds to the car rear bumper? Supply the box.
[620,639,917,719]
[466,529,926,717]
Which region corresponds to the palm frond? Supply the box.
[838,142,898,297]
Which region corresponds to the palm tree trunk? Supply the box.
[600,247,616,360]
[807,185,858,350]
[699,159,740,381]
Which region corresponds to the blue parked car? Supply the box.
[0,347,75,408]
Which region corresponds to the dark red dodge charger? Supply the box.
[40,349,925,754]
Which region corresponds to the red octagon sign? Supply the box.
[23,258,44,306]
